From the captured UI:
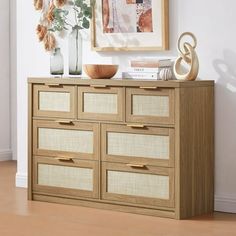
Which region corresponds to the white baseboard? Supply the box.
[0,149,12,161]
[15,172,27,188]
[215,195,236,213]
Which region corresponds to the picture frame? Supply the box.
[91,0,169,51]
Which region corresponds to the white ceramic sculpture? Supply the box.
[159,67,172,81]
[174,32,199,81]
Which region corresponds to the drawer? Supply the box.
[33,156,99,198]
[78,86,124,121]
[126,87,175,124]
[33,84,76,118]
[102,162,174,208]
[33,120,99,160]
[101,124,174,167]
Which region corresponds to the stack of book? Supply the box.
[122,59,173,80]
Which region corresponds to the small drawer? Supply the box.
[33,84,76,118]
[101,124,174,167]
[33,120,99,160]
[33,156,99,199]
[78,86,124,122]
[102,162,174,208]
[126,87,175,124]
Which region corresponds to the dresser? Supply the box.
[28,78,214,219]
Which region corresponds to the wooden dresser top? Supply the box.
[28,77,214,88]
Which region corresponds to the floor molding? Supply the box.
[0,149,12,161]
[15,172,27,188]
[215,195,236,213]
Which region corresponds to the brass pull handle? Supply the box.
[45,83,62,87]
[127,124,146,128]
[90,84,107,88]
[126,164,146,168]
[55,157,73,161]
[139,86,158,90]
[55,120,73,125]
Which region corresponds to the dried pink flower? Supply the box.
[43,32,56,51]
[36,24,47,41]
[34,0,43,10]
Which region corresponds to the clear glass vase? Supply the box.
[69,26,82,75]
[50,48,64,76]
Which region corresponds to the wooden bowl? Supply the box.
[83,64,118,79]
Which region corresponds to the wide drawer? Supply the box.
[126,87,175,124]
[78,86,124,122]
[101,124,174,167]
[33,84,77,118]
[102,162,174,208]
[33,156,99,198]
[33,120,99,160]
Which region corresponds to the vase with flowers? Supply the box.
[34,0,93,75]
[69,25,83,75]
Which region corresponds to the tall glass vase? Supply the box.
[69,26,82,75]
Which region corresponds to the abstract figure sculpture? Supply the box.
[174,32,199,81]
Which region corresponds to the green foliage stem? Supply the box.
[50,0,94,33]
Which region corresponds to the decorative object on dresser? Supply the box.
[68,26,83,76]
[50,48,64,76]
[34,0,93,75]
[122,71,160,80]
[83,64,119,79]
[92,0,169,51]
[130,59,172,68]
[122,58,173,80]
[28,77,214,219]
[159,67,173,81]
[174,32,199,81]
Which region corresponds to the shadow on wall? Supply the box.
[213,49,236,187]
[214,49,236,92]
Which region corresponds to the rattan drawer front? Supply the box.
[33,156,99,198]
[101,124,174,167]
[102,162,174,208]
[78,86,124,121]
[126,88,175,124]
[33,120,99,160]
[33,84,76,118]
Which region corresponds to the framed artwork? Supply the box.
[91,0,169,51]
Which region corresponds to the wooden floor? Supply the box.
[0,161,236,236]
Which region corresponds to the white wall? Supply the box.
[15,0,236,213]
[0,1,11,161]
[10,0,17,161]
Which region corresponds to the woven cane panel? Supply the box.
[107,171,169,199]
[38,164,93,191]
[107,132,169,159]
[132,95,169,117]
[83,93,118,114]
[38,128,93,153]
[39,92,70,112]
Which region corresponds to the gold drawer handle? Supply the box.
[139,86,158,90]
[55,157,73,162]
[55,120,73,125]
[127,164,146,168]
[127,124,146,128]
[90,84,107,88]
[45,83,62,87]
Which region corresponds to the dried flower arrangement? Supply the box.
[34,0,93,52]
